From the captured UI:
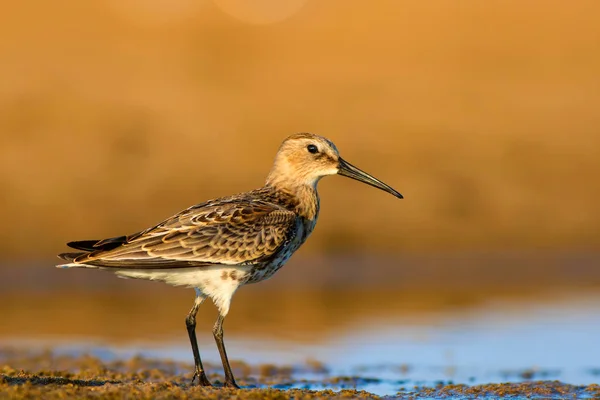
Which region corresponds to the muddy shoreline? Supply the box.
[1,350,598,399]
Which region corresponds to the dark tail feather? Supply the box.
[67,235,128,252]
[67,240,99,251]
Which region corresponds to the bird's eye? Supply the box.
[307,144,319,154]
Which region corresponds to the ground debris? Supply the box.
[399,380,600,399]
[1,349,599,399]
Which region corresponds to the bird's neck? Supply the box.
[265,181,320,221]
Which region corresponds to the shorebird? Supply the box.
[57,133,402,388]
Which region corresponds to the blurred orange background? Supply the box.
[1,0,599,259]
[1,1,600,348]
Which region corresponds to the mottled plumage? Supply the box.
[57,132,402,389]
[62,187,305,269]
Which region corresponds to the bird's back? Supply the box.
[58,186,318,282]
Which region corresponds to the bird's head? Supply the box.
[266,133,403,199]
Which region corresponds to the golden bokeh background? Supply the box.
[1,0,599,259]
[1,1,600,346]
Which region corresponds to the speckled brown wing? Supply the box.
[70,199,299,269]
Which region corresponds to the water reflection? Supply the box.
[2,253,600,396]
[4,295,600,396]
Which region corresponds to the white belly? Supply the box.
[115,265,251,315]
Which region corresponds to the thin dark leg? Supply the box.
[213,314,239,388]
[186,295,212,386]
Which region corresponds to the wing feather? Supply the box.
[68,199,298,269]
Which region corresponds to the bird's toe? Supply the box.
[191,370,213,387]
[224,380,240,389]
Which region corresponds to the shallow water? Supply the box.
[6,295,600,396]
[2,253,600,397]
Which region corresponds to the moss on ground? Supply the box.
[1,349,599,399]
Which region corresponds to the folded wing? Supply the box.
[60,200,299,269]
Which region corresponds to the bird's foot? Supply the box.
[224,379,240,389]
[191,369,212,387]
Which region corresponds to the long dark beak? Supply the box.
[337,158,403,199]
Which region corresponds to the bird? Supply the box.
[56,133,403,388]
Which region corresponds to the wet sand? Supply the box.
[1,349,599,399]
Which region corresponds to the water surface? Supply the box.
[5,295,600,396]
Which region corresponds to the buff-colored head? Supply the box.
[266,133,403,199]
[266,133,339,188]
